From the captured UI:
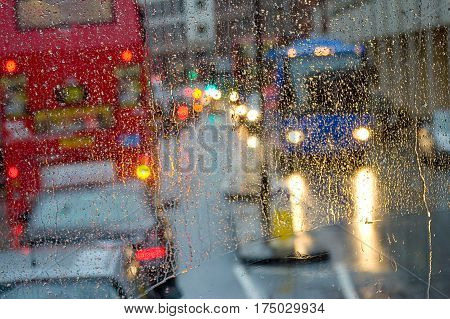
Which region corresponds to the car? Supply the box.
[19,180,180,298]
[265,38,377,171]
[418,109,450,166]
[368,93,413,140]
[0,243,141,298]
[233,92,263,132]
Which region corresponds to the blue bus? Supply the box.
[266,38,377,164]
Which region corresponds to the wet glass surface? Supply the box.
[0,0,449,299]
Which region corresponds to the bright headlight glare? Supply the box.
[246,109,260,122]
[247,135,259,148]
[212,89,222,100]
[286,130,304,144]
[235,104,248,116]
[352,127,370,141]
[229,91,239,102]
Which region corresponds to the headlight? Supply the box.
[286,130,304,144]
[247,135,259,148]
[211,89,222,101]
[235,104,248,116]
[246,109,260,122]
[352,127,370,141]
[229,91,239,102]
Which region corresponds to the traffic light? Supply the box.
[177,104,189,121]
[229,90,239,102]
[187,69,199,81]
[193,103,204,113]
[192,88,203,99]
[204,84,222,100]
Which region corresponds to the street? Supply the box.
[0,111,448,298]
[154,112,449,299]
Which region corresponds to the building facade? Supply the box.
[138,0,216,84]
[139,0,315,85]
[312,0,450,114]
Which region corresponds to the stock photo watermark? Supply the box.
[160,124,264,174]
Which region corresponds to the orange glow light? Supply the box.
[121,50,133,62]
[177,105,189,121]
[193,103,203,113]
[5,60,17,73]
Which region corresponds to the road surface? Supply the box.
[0,112,448,298]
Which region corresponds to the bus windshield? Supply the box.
[16,0,114,30]
[288,55,369,114]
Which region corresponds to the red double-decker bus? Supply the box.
[0,0,159,234]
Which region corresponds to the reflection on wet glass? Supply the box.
[352,167,385,273]
[285,173,314,256]
[353,167,377,224]
[286,173,307,234]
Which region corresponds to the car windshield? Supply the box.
[0,279,120,299]
[27,182,155,240]
[16,0,114,30]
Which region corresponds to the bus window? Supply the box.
[287,55,370,114]
[16,0,114,30]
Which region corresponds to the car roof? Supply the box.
[27,180,156,239]
[0,243,125,285]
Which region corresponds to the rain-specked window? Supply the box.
[0,0,449,302]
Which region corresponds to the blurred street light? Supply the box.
[229,91,239,102]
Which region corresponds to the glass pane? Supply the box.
[0,0,448,303]
[16,0,114,29]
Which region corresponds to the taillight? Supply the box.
[11,224,24,237]
[135,246,166,262]
[1,75,27,119]
[115,65,142,107]
[7,166,19,179]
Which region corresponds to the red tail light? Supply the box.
[7,166,19,179]
[135,246,166,261]
[11,224,24,237]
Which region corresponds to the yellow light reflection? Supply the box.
[286,173,313,256]
[352,167,385,272]
[354,167,376,223]
[286,174,307,234]
[136,164,151,180]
